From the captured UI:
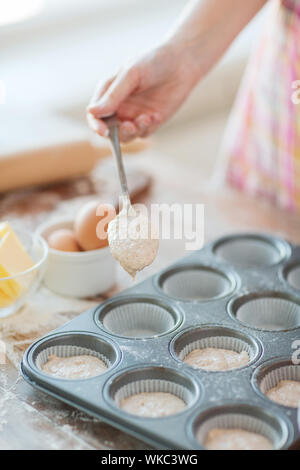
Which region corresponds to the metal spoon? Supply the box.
[103,114,131,210]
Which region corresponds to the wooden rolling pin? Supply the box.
[0,115,150,192]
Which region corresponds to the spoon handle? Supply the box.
[103,114,130,203]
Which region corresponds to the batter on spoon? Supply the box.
[108,197,158,278]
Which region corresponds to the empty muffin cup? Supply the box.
[158,265,235,301]
[285,264,300,291]
[106,366,199,418]
[253,359,300,408]
[192,404,289,450]
[229,293,300,331]
[32,333,119,380]
[96,296,182,338]
[213,234,289,268]
[171,326,261,371]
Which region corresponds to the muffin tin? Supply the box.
[21,233,300,449]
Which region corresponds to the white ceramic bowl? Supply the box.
[38,219,116,298]
[0,226,48,318]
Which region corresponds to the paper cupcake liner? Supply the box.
[101,302,176,338]
[196,411,280,449]
[114,379,192,410]
[36,344,111,372]
[108,366,198,418]
[160,267,232,301]
[259,364,300,405]
[178,335,254,365]
[236,297,300,330]
[214,237,283,268]
[287,265,300,290]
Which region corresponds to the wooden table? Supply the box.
[0,152,300,450]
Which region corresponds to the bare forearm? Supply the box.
[87,0,268,140]
[165,0,267,80]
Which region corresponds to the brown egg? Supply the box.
[74,201,116,251]
[48,229,81,252]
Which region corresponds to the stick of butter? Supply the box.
[0,222,34,307]
[0,222,34,275]
[0,264,23,307]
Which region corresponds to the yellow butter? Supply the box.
[0,221,10,238]
[0,285,20,307]
[0,224,34,275]
[0,264,22,306]
[0,222,34,308]
[0,264,17,296]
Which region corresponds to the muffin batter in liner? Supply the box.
[113,378,192,418]
[258,363,300,408]
[176,332,256,371]
[36,344,111,379]
[196,411,282,450]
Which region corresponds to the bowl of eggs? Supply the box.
[38,201,117,298]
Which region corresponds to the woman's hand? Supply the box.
[87,0,266,143]
[87,43,199,142]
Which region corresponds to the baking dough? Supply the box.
[184,347,250,371]
[119,392,186,417]
[266,379,300,408]
[204,428,273,450]
[108,197,158,278]
[42,354,107,379]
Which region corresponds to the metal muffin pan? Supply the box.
[21,232,300,449]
